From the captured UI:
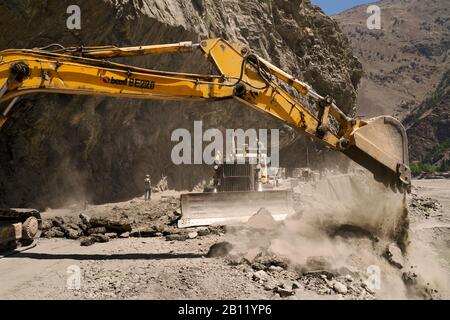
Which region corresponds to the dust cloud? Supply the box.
[227,173,449,299]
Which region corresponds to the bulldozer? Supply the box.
[178,139,295,228]
[0,38,411,246]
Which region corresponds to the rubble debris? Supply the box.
[91,234,110,243]
[79,213,91,225]
[252,253,289,271]
[268,265,284,273]
[130,227,159,238]
[188,232,198,239]
[87,227,107,235]
[80,236,96,247]
[385,243,404,269]
[119,232,130,238]
[244,248,263,263]
[246,208,278,230]
[52,216,65,228]
[275,287,295,297]
[165,233,189,241]
[79,234,109,246]
[409,190,442,219]
[89,217,132,234]
[263,280,278,291]
[208,225,227,235]
[105,232,118,239]
[197,227,210,237]
[42,227,65,238]
[331,281,348,295]
[40,220,53,231]
[402,269,441,299]
[206,241,234,257]
[252,270,269,282]
[64,225,83,239]
[402,271,419,286]
[304,256,333,272]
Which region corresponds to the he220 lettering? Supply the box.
[128,78,155,89]
[102,76,155,90]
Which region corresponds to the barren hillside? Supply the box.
[334,0,449,119]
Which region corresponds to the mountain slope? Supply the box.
[405,70,450,169]
[334,0,449,119]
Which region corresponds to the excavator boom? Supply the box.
[0,38,411,189]
[0,38,411,232]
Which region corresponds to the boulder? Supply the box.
[165,233,189,241]
[252,270,269,282]
[206,241,234,257]
[332,281,348,295]
[40,220,53,231]
[385,243,404,269]
[188,232,198,239]
[197,227,210,237]
[276,287,295,298]
[105,232,118,239]
[119,232,130,238]
[79,213,91,225]
[87,227,107,235]
[268,265,284,273]
[52,216,65,228]
[91,234,110,243]
[80,236,95,246]
[246,208,278,230]
[254,254,289,269]
[263,280,278,291]
[50,227,65,238]
[89,217,131,233]
[65,228,83,239]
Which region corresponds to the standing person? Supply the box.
[144,174,152,201]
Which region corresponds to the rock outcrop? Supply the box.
[405,70,450,166]
[0,0,361,208]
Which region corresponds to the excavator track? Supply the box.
[0,209,41,249]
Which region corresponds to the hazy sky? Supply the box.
[311,0,377,15]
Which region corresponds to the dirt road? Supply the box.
[0,179,449,300]
[0,234,273,299]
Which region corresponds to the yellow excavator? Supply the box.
[0,38,411,245]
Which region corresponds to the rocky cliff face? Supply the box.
[0,0,361,208]
[405,70,450,165]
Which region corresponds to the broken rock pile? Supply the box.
[41,214,132,246]
[223,245,376,300]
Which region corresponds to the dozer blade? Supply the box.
[344,116,411,191]
[178,190,295,228]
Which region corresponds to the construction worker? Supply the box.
[144,174,152,200]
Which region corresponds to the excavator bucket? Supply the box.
[178,190,295,228]
[344,116,411,190]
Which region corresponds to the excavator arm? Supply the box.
[0,38,411,190]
